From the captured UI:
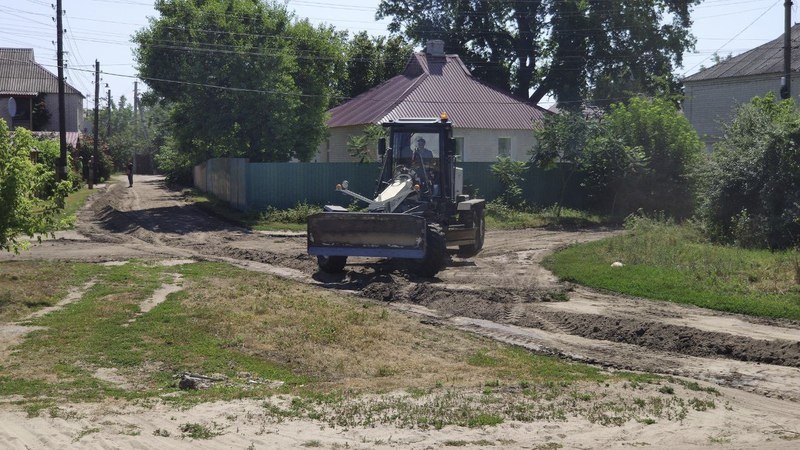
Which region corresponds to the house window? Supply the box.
[11,97,32,130]
[498,137,511,158]
[454,137,464,161]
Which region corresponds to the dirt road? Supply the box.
[5,175,800,403]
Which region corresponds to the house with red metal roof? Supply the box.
[683,24,800,149]
[315,41,548,163]
[0,48,84,145]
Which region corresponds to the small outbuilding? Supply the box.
[317,40,549,163]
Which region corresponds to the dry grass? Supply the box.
[0,261,89,322]
[184,273,522,391]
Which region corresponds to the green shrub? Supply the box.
[531,98,702,219]
[700,93,800,249]
[0,124,70,252]
[490,157,528,208]
[604,97,703,219]
[261,202,321,224]
[154,139,193,185]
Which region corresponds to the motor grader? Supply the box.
[307,114,485,277]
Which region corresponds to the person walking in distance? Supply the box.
[127,161,134,187]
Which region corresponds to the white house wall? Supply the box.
[453,128,535,162]
[684,72,795,148]
[316,126,536,163]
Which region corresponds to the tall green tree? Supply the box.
[134,0,346,163]
[376,0,697,107]
[340,32,414,101]
[0,123,70,253]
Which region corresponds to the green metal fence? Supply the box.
[242,161,583,210]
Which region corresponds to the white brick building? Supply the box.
[683,24,800,150]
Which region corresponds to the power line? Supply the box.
[682,0,780,76]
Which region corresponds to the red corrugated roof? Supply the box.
[0,48,83,96]
[327,52,548,130]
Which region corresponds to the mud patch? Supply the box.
[215,246,315,272]
[527,311,800,368]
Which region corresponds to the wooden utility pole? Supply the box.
[106,89,112,138]
[133,81,138,137]
[93,60,100,182]
[782,0,792,100]
[132,81,138,172]
[56,0,68,180]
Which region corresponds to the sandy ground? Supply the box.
[2,175,800,449]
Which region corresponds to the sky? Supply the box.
[0,0,794,109]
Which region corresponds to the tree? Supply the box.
[0,122,70,253]
[532,111,596,216]
[340,32,414,101]
[31,93,51,131]
[490,156,528,208]
[531,98,699,218]
[347,124,387,163]
[604,97,703,218]
[134,0,346,165]
[376,0,697,106]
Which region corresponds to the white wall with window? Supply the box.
[452,129,534,162]
[317,126,536,163]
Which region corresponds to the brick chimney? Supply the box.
[425,40,445,57]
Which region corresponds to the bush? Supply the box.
[490,157,528,208]
[76,134,113,183]
[154,140,193,185]
[700,93,800,249]
[0,124,70,252]
[261,202,321,224]
[531,98,701,219]
[604,97,703,219]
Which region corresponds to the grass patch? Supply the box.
[55,186,96,230]
[486,201,605,230]
[179,422,221,439]
[544,218,800,321]
[0,260,722,431]
[0,261,94,322]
